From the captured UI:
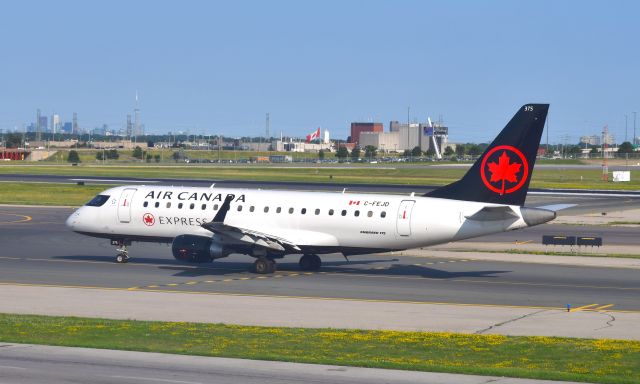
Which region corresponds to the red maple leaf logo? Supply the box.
[143,213,155,226]
[487,151,522,195]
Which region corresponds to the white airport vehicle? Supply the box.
[67,104,555,274]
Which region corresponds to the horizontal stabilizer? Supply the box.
[535,204,576,212]
[465,206,519,221]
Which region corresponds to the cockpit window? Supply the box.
[85,195,110,207]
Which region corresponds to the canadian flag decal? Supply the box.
[349,200,360,205]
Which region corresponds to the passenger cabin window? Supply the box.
[143,201,149,208]
[213,204,219,210]
[155,202,160,208]
[381,211,386,218]
[201,204,206,210]
[86,195,110,207]
[264,206,269,213]
[288,207,294,214]
[367,211,373,217]
[276,207,282,213]
[354,210,360,217]
[341,210,347,216]
[250,206,255,212]
[238,205,243,212]
[166,202,171,208]
[328,209,334,216]
[301,208,306,214]
[315,209,320,215]
[178,203,183,209]
[189,203,195,209]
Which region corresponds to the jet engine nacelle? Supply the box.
[171,235,230,263]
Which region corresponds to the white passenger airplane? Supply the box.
[67,104,555,274]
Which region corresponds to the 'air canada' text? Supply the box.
[144,191,246,203]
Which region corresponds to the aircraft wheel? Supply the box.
[254,258,276,274]
[299,254,321,271]
[115,254,128,263]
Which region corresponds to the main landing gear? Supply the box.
[253,254,321,274]
[112,240,131,264]
[299,254,321,271]
[254,257,276,274]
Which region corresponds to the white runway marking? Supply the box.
[70,179,160,183]
[105,376,203,384]
[0,365,27,370]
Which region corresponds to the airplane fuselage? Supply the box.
[67,185,533,256]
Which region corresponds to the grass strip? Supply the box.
[0,182,106,206]
[2,164,640,190]
[0,313,638,383]
[449,248,640,259]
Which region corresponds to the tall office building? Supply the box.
[36,109,42,141]
[72,113,79,135]
[51,114,60,135]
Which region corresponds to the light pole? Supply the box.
[625,114,628,143]
[634,112,637,147]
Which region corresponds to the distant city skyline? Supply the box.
[0,1,638,144]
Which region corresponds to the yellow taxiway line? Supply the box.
[0,212,32,224]
[0,281,637,314]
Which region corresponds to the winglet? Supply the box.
[212,194,235,223]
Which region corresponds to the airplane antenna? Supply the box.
[210,183,216,189]
[342,188,346,194]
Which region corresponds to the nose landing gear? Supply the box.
[111,239,131,264]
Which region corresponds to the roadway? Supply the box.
[0,343,572,384]
[1,206,638,312]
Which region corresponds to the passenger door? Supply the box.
[396,200,415,236]
[117,188,137,223]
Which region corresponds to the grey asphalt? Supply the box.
[0,343,579,384]
[1,205,639,312]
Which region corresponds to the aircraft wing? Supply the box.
[200,193,301,252]
[201,221,301,252]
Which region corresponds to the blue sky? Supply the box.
[0,0,638,143]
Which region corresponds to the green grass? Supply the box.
[2,164,640,190]
[0,314,638,383]
[0,182,106,206]
[42,148,335,164]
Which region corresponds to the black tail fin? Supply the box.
[426,104,549,206]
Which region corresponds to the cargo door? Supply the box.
[396,200,415,236]
[117,188,137,223]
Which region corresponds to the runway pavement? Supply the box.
[0,205,638,313]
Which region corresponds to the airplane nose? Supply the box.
[65,210,79,229]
